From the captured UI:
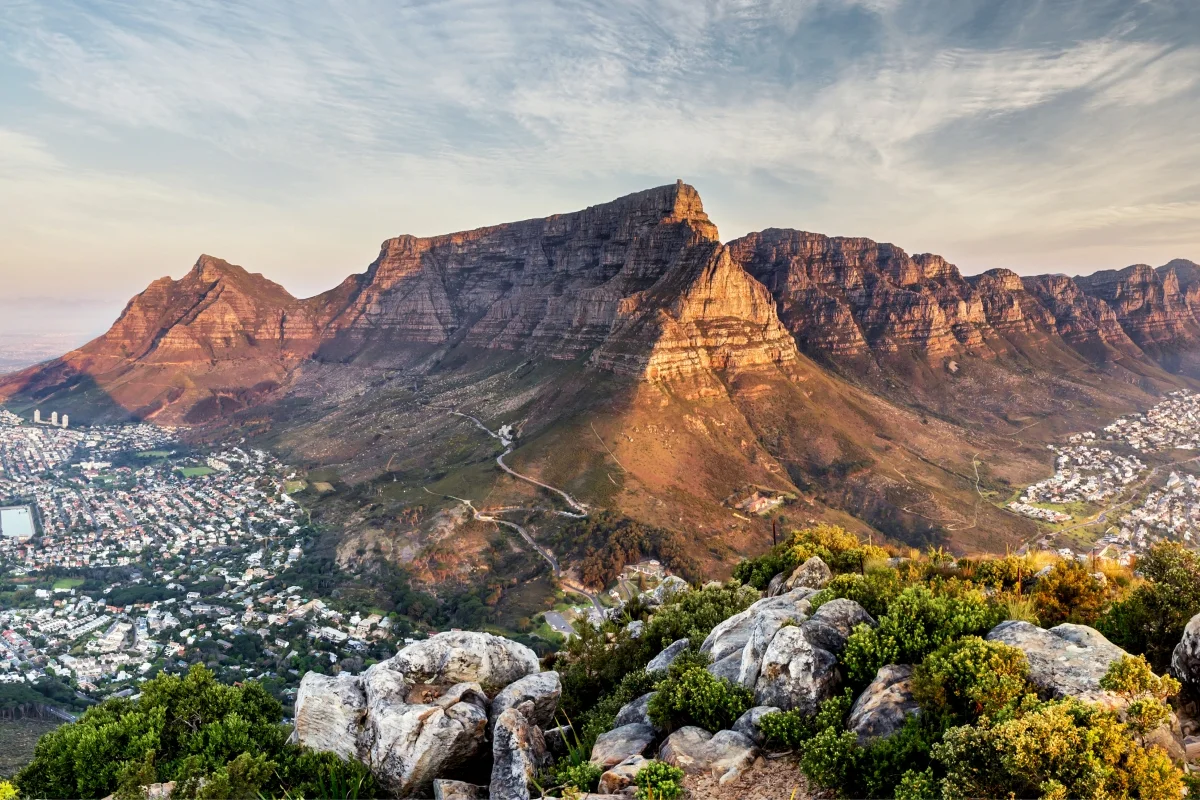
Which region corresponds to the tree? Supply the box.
[1098,542,1200,671]
[1032,559,1109,626]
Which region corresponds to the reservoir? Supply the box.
[0,505,35,539]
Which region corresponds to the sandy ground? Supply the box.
[682,755,817,799]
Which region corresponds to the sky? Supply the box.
[1,0,1199,342]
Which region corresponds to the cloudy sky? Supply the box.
[1,0,1198,341]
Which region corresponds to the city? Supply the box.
[0,410,405,712]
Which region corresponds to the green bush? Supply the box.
[912,637,1031,726]
[758,689,854,750]
[799,727,862,794]
[894,767,939,800]
[648,665,752,733]
[933,698,1183,800]
[1100,654,1181,742]
[1032,559,1109,626]
[733,524,888,588]
[575,668,661,754]
[809,570,903,619]
[841,585,1001,686]
[1098,542,1200,672]
[15,664,376,800]
[552,761,603,793]
[634,760,684,800]
[642,582,759,651]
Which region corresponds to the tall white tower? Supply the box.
[50,411,58,426]
[61,415,69,429]
[33,409,40,424]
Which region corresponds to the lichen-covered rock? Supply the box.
[598,755,650,794]
[707,651,743,683]
[732,706,781,746]
[379,631,540,694]
[986,621,1127,704]
[490,671,561,731]
[658,727,759,783]
[590,723,657,767]
[614,692,657,729]
[766,571,788,597]
[433,779,487,800]
[783,556,832,592]
[490,708,550,800]
[646,638,690,674]
[1171,612,1200,690]
[294,672,366,761]
[754,599,875,713]
[700,589,814,663]
[847,665,919,744]
[644,575,690,607]
[738,606,810,689]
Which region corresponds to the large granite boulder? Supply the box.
[380,631,540,693]
[590,723,657,767]
[614,692,657,729]
[738,606,810,689]
[847,665,919,744]
[489,671,561,731]
[754,599,875,713]
[700,589,815,663]
[1171,612,1200,691]
[706,651,744,683]
[295,632,548,797]
[783,556,833,592]
[490,708,550,800]
[658,727,759,783]
[646,638,690,674]
[732,706,781,746]
[986,621,1127,704]
[293,672,366,761]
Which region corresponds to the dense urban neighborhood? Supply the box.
[0,411,405,712]
[1010,391,1200,563]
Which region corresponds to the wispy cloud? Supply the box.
[0,0,1198,329]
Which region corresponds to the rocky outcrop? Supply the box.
[490,708,550,800]
[646,638,691,674]
[598,755,650,794]
[1075,264,1200,369]
[781,556,832,593]
[731,706,781,746]
[614,692,657,729]
[700,588,815,663]
[658,727,759,784]
[1171,612,1200,691]
[590,723,657,768]
[380,631,540,693]
[294,632,550,797]
[847,665,919,744]
[754,599,876,712]
[489,671,561,731]
[986,621,1128,704]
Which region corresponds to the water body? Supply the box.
[0,505,34,539]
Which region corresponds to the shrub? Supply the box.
[1100,654,1181,742]
[15,664,377,800]
[1098,542,1200,671]
[799,727,862,794]
[553,761,603,793]
[574,668,661,753]
[759,689,854,750]
[0,781,16,800]
[648,665,752,733]
[1032,559,1109,626]
[894,767,939,800]
[933,698,1184,800]
[809,570,902,619]
[634,760,684,800]
[841,586,1001,685]
[642,582,759,653]
[912,637,1032,726]
[733,524,887,588]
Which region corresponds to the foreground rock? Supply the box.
[598,755,651,794]
[847,665,918,744]
[590,723,657,767]
[382,630,540,693]
[614,692,657,729]
[491,708,550,800]
[986,621,1127,704]
[659,727,760,783]
[295,632,543,797]
[1171,612,1200,691]
[755,599,875,712]
[783,556,833,592]
[701,589,815,663]
[490,671,562,731]
[433,779,487,799]
[646,638,690,674]
[732,706,781,746]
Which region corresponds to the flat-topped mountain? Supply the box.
[3,182,1199,568]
